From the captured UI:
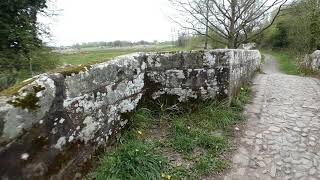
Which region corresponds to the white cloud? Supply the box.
[41,0,178,46]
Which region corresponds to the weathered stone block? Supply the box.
[304,50,320,71]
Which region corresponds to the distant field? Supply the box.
[3,45,189,87]
[59,50,133,65]
[59,45,187,65]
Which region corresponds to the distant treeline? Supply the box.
[66,40,173,49]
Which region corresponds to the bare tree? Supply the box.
[169,0,288,48]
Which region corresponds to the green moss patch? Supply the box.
[54,64,92,77]
[54,59,109,77]
[7,85,45,110]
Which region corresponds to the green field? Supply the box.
[59,50,133,65]
[0,45,191,91]
[59,45,188,65]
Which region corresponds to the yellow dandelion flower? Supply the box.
[161,173,166,178]
[166,175,172,179]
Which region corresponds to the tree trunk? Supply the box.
[29,57,34,77]
[204,0,209,49]
[228,0,237,49]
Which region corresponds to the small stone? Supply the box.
[296,121,306,128]
[293,127,301,132]
[285,170,291,174]
[245,131,256,136]
[68,136,74,142]
[257,156,263,161]
[263,130,270,134]
[309,141,316,146]
[59,118,65,124]
[309,137,316,141]
[54,137,67,150]
[239,147,248,155]
[270,163,277,177]
[257,161,266,167]
[263,131,270,134]
[295,172,304,178]
[303,128,309,132]
[256,139,263,144]
[301,133,308,137]
[309,168,316,175]
[235,127,240,131]
[262,170,268,174]
[233,154,249,166]
[39,120,44,124]
[292,160,301,164]
[21,153,29,160]
[268,126,281,132]
[236,168,246,176]
[254,173,260,178]
[256,134,263,138]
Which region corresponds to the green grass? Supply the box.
[88,86,251,179]
[91,141,167,180]
[267,51,300,75]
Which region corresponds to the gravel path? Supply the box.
[224,54,320,180]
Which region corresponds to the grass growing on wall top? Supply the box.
[87,86,251,180]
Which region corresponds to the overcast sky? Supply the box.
[41,0,178,47]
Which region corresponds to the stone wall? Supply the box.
[304,50,320,71]
[0,49,261,179]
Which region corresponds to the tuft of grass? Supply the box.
[194,156,226,174]
[91,140,167,180]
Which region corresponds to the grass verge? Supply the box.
[87,86,251,180]
[267,51,300,75]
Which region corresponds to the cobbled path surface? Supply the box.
[224,54,320,180]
